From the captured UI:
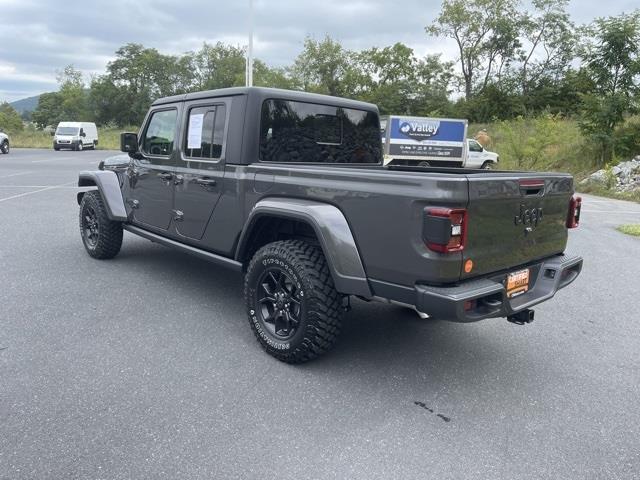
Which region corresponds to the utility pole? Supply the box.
[246,0,254,87]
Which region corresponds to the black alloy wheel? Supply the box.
[255,267,303,340]
[82,205,100,248]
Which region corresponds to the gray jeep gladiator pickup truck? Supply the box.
[77,87,583,363]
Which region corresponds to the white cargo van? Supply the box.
[53,122,98,151]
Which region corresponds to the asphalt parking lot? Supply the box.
[1,148,639,479]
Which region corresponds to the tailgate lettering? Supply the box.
[514,204,543,228]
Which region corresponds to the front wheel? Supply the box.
[0,140,9,154]
[79,191,123,259]
[244,240,343,363]
[481,161,494,170]
[76,142,83,151]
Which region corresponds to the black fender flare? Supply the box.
[77,171,127,221]
[236,198,372,298]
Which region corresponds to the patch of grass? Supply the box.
[469,116,600,178]
[9,129,52,148]
[617,224,640,236]
[98,127,137,150]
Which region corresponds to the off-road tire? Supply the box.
[79,191,123,259]
[0,140,8,154]
[244,240,343,363]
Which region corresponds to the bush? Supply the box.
[614,116,640,160]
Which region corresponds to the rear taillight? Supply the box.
[424,207,467,253]
[567,196,582,228]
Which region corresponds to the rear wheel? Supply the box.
[244,240,343,363]
[79,191,123,259]
[0,140,8,154]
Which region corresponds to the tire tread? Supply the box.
[244,239,343,363]
[79,191,123,259]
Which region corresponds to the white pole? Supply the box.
[247,0,254,87]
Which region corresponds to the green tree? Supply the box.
[412,54,457,116]
[100,43,190,125]
[32,92,62,128]
[189,42,246,90]
[31,65,88,127]
[56,65,89,121]
[355,43,418,113]
[0,102,24,132]
[253,60,295,89]
[517,0,575,94]
[88,75,132,126]
[354,43,455,115]
[579,12,640,163]
[290,36,357,96]
[427,0,522,100]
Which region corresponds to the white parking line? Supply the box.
[0,185,81,188]
[31,157,75,163]
[0,182,76,203]
[0,171,32,178]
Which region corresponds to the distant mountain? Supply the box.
[10,94,42,114]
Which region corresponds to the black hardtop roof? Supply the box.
[151,86,378,112]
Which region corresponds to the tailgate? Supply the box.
[463,173,573,279]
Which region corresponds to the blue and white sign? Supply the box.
[386,116,467,161]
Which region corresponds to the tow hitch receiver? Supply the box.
[507,309,535,325]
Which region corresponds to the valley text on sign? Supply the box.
[385,116,468,162]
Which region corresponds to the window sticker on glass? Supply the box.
[187,113,205,149]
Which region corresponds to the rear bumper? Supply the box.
[414,254,583,322]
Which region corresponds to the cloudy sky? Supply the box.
[0,0,637,103]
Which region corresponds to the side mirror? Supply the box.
[81,131,86,137]
[120,132,139,154]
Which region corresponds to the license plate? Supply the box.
[506,269,530,298]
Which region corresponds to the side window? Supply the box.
[142,109,177,156]
[185,105,226,160]
[469,140,483,152]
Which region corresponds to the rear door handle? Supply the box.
[157,172,173,180]
[195,177,216,187]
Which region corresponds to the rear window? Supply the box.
[259,99,381,164]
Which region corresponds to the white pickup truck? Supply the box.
[465,138,499,169]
